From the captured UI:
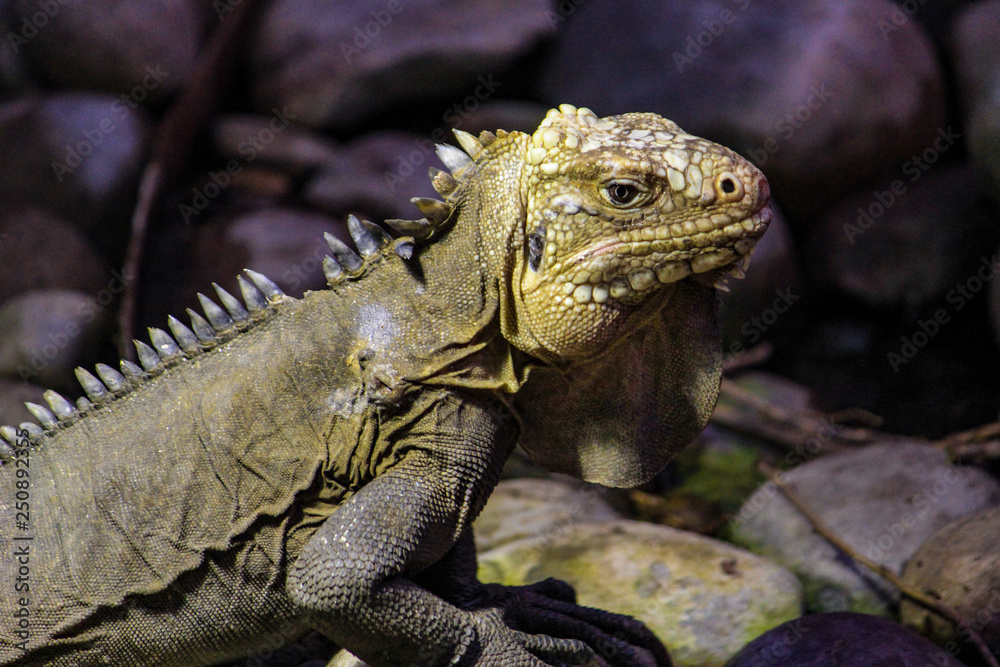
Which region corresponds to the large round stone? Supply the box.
[479,520,802,667]
[724,612,968,667]
[901,507,1000,662]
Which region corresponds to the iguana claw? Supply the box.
[475,579,672,667]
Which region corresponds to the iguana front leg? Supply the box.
[286,396,667,666]
[286,441,589,665]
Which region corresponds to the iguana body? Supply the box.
[0,106,770,666]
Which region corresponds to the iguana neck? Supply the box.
[433,129,567,368]
[336,133,535,394]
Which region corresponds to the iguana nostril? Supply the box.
[715,171,744,202]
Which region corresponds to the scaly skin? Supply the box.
[0,105,769,667]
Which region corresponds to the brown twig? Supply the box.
[117,0,262,358]
[711,378,885,455]
[933,421,1000,466]
[722,341,774,374]
[760,462,1000,667]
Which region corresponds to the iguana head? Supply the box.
[499,104,770,364]
[410,105,771,486]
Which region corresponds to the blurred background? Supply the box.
[1,1,1000,665]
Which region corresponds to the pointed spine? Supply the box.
[25,402,57,430]
[187,309,216,343]
[393,239,415,260]
[95,363,127,393]
[411,197,452,226]
[75,367,110,400]
[0,425,19,444]
[149,327,183,359]
[324,232,363,273]
[478,130,497,147]
[43,390,75,420]
[19,422,43,438]
[436,143,473,175]
[198,294,234,332]
[134,340,162,372]
[0,425,19,457]
[213,283,250,323]
[121,359,144,381]
[244,269,285,302]
[429,167,459,198]
[348,214,380,258]
[362,219,392,248]
[168,315,200,353]
[452,129,483,159]
[323,255,343,284]
[76,397,93,411]
[238,275,268,313]
[385,218,433,240]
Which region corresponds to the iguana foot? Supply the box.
[473,578,672,667]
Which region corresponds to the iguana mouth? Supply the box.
[555,204,771,304]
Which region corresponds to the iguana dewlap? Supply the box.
[0,105,770,667]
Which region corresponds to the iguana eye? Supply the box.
[602,180,647,207]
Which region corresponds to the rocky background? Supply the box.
[1,0,1000,665]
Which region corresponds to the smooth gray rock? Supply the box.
[5,0,203,101]
[732,441,1000,615]
[950,1,1000,203]
[0,289,114,392]
[805,163,1000,309]
[249,0,554,128]
[479,520,802,667]
[473,478,623,552]
[0,206,109,305]
[0,94,150,260]
[901,507,1000,662]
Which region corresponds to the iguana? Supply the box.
[0,104,770,667]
